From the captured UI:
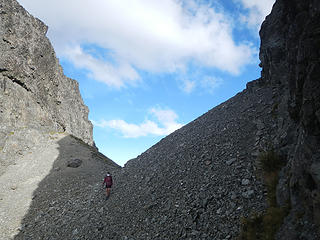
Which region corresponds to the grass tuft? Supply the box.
[239,206,290,240]
[238,149,290,240]
[259,148,283,173]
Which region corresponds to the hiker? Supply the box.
[103,172,113,199]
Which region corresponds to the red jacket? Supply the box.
[103,175,113,186]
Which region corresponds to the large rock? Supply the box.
[0,0,93,175]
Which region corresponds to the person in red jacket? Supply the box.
[103,172,113,199]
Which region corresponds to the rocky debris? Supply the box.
[99,85,275,240]
[12,83,274,240]
[0,133,120,240]
[0,0,93,176]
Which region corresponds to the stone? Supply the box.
[310,162,320,187]
[204,160,212,166]
[216,208,222,214]
[241,179,250,185]
[72,229,79,235]
[256,120,265,130]
[242,190,254,199]
[67,159,82,168]
[226,158,236,166]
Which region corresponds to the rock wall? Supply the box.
[0,0,93,175]
[259,0,320,238]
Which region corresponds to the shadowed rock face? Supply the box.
[0,0,93,174]
[260,0,320,129]
[259,0,320,238]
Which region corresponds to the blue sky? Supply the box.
[18,0,275,166]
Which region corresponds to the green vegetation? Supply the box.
[49,131,65,135]
[238,148,290,240]
[259,148,283,173]
[9,131,14,136]
[239,206,290,240]
[48,131,65,139]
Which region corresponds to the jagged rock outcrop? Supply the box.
[1,0,320,239]
[0,0,93,175]
[258,0,320,238]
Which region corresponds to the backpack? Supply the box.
[105,175,112,186]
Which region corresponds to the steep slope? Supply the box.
[95,0,319,238]
[100,85,276,239]
[0,133,119,239]
[100,0,319,238]
[14,78,274,240]
[0,0,93,176]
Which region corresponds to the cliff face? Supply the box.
[0,0,93,174]
[259,0,320,237]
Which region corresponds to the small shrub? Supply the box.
[265,171,279,207]
[239,214,263,240]
[262,206,290,240]
[239,148,290,240]
[49,131,65,135]
[295,210,305,220]
[239,205,290,240]
[259,149,283,173]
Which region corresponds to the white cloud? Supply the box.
[18,0,256,88]
[236,0,275,29]
[201,76,222,93]
[149,108,183,133]
[179,74,222,94]
[181,79,196,94]
[64,45,140,88]
[92,107,184,138]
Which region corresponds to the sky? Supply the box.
[18,0,275,166]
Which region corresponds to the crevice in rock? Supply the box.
[0,69,8,72]
[2,38,11,44]
[1,80,6,92]
[8,76,31,92]
[306,173,317,191]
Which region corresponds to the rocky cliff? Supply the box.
[258,0,320,238]
[0,0,93,176]
[1,0,320,239]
